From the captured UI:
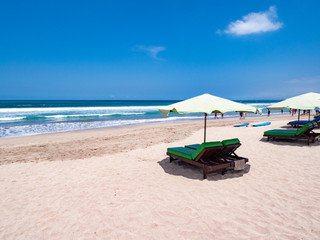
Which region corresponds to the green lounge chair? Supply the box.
[186,138,248,166]
[167,141,224,179]
[220,138,248,163]
[264,122,320,145]
[167,140,248,179]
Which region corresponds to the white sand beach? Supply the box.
[1,115,320,239]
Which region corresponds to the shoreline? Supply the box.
[1,112,292,139]
[0,108,288,138]
[0,114,298,165]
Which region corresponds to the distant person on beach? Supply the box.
[281,109,283,114]
[291,109,294,116]
[215,113,218,119]
[239,112,243,120]
[268,110,270,117]
[243,112,246,119]
[221,113,224,119]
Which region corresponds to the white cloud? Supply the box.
[285,76,320,94]
[135,45,166,60]
[248,76,320,99]
[223,6,283,36]
[286,75,320,85]
[270,76,320,97]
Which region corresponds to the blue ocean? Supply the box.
[0,100,281,138]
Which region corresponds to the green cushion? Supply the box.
[268,129,297,133]
[222,138,240,146]
[191,141,223,160]
[264,130,296,137]
[167,147,195,160]
[295,123,313,136]
[168,141,223,161]
[185,144,201,150]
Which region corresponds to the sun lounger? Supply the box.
[264,122,320,145]
[220,139,248,164]
[288,115,320,128]
[186,138,248,163]
[168,140,248,179]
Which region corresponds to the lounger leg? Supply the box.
[221,169,227,175]
[169,156,174,162]
[203,169,207,179]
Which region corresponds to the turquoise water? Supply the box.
[0,100,281,137]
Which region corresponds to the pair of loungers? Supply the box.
[288,115,320,128]
[167,138,248,179]
[264,122,320,145]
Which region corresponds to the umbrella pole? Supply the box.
[309,110,310,121]
[204,113,207,143]
[297,109,300,129]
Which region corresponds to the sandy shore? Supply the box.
[1,114,320,239]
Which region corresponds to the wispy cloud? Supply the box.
[134,45,166,60]
[248,76,320,99]
[285,76,320,94]
[221,6,283,36]
[286,75,320,85]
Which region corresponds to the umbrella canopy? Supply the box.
[300,92,320,100]
[159,93,261,142]
[267,92,320,110]
[159,93,261,115]
[267,92,320,128]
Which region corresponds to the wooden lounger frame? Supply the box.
[264,128,320,145]
[220,143,248,162]
[167,145,248,179]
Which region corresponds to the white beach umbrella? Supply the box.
[159,93,261,142]
[267,92,320,110]
[267,92,320,126]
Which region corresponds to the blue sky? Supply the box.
[1,0,320,100]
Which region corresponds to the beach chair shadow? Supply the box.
[157,157,250,181]
[279,125,293,129]
[259,136,320,147]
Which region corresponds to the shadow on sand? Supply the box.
[158,157,251,181]
[279,125,295,129]
[259,137,320,147]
